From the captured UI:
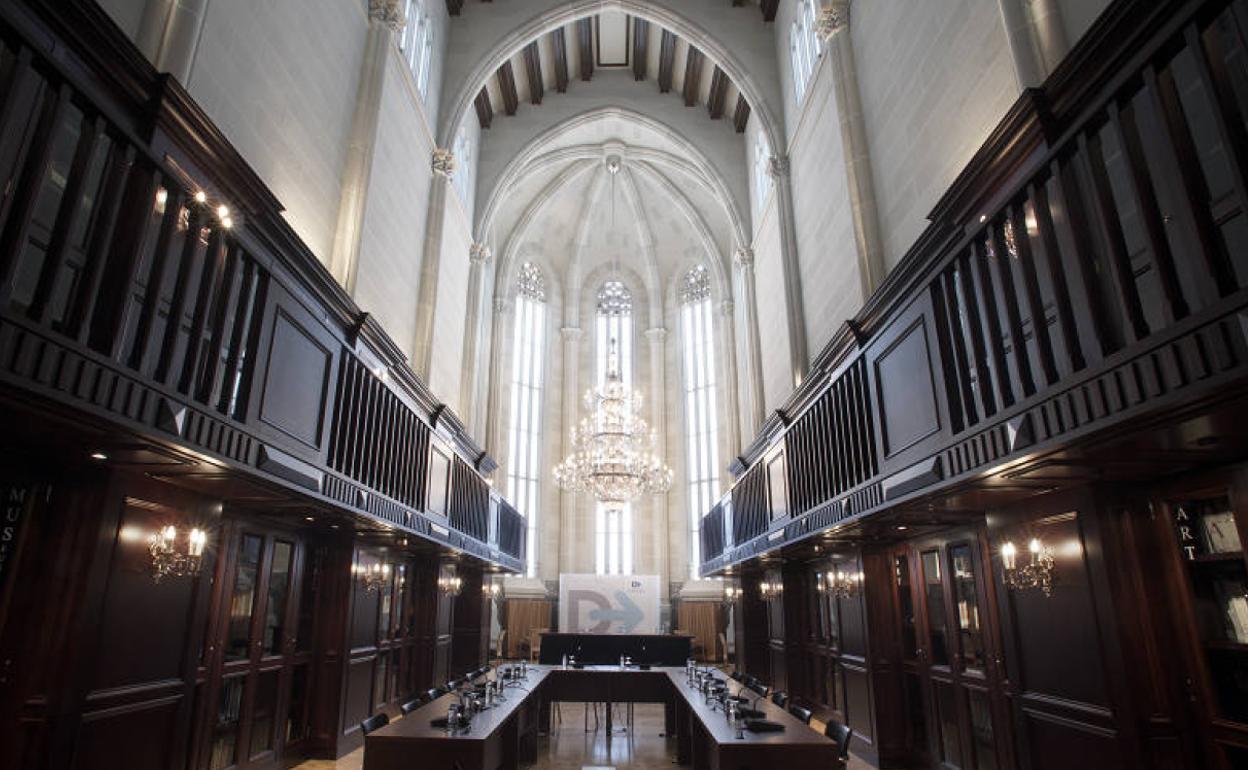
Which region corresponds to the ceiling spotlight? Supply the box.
[90,451,108,461]
[896,525,908,531]
[194,190,207,204]
[305,516,315,522]
[330,524,340,530]
[216,204,230,219]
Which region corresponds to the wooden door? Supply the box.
[199,524,309,770]
[910,530,1010,770]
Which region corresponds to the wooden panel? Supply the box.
[874,318,941,458]
[259,307,332,449]
[843,662,874,742]
[77,695,183,770]
[343,656,375,735]
[1022,707,1125,770]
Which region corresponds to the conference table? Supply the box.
[363,664,838,770]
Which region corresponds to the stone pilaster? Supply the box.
[411,149,456,380]
[460,243,493,432]
[558,326,583,579]
[733,247,766,435]
[645,327,670,589]
[767,157,810,388]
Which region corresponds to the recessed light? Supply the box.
[330,524,340,530]
[896,525,908,531]
[305,516,315,522]
[90,452,108,461]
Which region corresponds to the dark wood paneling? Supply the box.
[522,42,542,105]
[551,27,569,92]
[497,60,518,116]
[657,30,676,93]
[873,318,940,459]
[707,66,728,119]
[473,88,492,129]
[733,95,750,133]
[683,46,703,107]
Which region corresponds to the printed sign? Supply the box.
[558,573,660,634]
[0,484,34,594]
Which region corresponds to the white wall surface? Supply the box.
[851,0,1017,270]
[184,0,367,264]
[751,198,791,414]
[427,197,474,411]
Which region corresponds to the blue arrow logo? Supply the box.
[587,591,644,632]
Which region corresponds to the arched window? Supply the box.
[399,0,434,102]
[753,134,772,213]
[595,280,634,575]
[790,0,823,105]
[679,265,719,578]
[507,262,547,577]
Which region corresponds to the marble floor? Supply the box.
[288,704,879,770]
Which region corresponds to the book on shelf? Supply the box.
[1216,580,1248,644]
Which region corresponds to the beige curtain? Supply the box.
[505,598,551,658]
[677,602,722,662]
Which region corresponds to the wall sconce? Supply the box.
[439,571,463,597]
[353,561,392,593]
[722,584,742,607]
[818,568,863,599]
[482,581,502,599]
[759,579,783,600]
[1001,538,1055,597]
[148,525,207,582]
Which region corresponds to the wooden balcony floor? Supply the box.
[287,704,882,769]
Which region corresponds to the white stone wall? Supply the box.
[851,0,1017,270]
[353,50,437,358]
[184,0,367,263]
[427,196,474,411]
[97,0,142,37]
[752,196,791,415]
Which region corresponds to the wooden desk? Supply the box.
[666,671,837,769]
[537,632,692,665]
[363,668,549,770]
[363,666,836,770]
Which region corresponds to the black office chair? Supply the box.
[824,720,854,764]
[788,704,813,724]
[730,670,743,681]
[748,681,770,697]
[771,691,788,708]
[425,687,443,702]
[400,698,422,715]
[744,675,759,688]
[359,712,390,735]
[446,678,461,691]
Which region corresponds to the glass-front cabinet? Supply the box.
[1161,472,1248,769]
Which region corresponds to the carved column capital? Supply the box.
[733,247,755,269]
[493,296,512,315]
[719,299,735,317]
[644,327,668,343]
[469,242,492,265]
[767,155,791,180]
[816,0,851,42]
[368,0,406,32]
[432,148,457,177]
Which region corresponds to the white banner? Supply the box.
[558,574,660,634]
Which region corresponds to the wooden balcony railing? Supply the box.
[701,0,1248,571]
[0,0,524,571]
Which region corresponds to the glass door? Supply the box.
[202,525,309,770]
[908,531,1008,770]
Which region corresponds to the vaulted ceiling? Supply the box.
[467,11,753,133]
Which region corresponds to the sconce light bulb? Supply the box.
[162,525,177,543]
[194,191,207,204]
[1029,538,1042,554]
[216,205,230,218]
[221,216,233,229]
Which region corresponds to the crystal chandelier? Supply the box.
[148,525,207,583]
[552,153,672,505]
[553,340,673,503]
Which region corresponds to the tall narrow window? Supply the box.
[790,1,823,105]
[453,127,472,205]
[679,265,720,578]
[753,134,772,214]
[595,280,634,575]
[398,0,433,102]
[507,262,547,577]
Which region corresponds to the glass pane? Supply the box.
[295,548,318,652]
[225,534,263,661]
[375,651,390,707]
[934,682,963,766]
[286,665,309,745]
[905,674,927,754]
[950,545,985,671]
[379,569,394,638]
[922,549,950,666]
[969,689,998,770]
[263,541,293,655]
[209,676,245,770]
[248,669,279,758]
[896,555,917,659]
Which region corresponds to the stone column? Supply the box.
[460,243,492,430]
[818,1,886,300]
[734,247,766,435]
[484,295,512,461]
[994,0,1069,88]
[329,0,405,293]
[558,326,582,579]
[136,0,214,84]
[645,327,670,589]
[769,156,809,388]
[411,148,456,380]
[716,298,742,458]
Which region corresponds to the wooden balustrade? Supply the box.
[0,1,523,569]
[701,0,1248,575]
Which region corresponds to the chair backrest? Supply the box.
[359,712,390,736]
[730,671,743,681]
[425,687,443,702]
[788,704,813,724]
[824,720,854,759]
[771,691,788,707]
[399,699,421,715]
[747,681,769,697]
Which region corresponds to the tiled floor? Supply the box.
[288,704,880,770]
